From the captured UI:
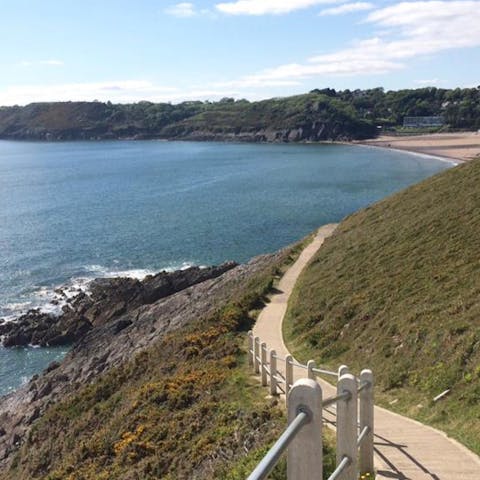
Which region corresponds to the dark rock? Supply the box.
[1,262,237,348]
[112,318,133,334]
[45,362,60,373]
[27,407,40,425]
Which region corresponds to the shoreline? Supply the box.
[356,132,480,164]
[352,142,462,165]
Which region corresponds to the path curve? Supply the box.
[253,225,480,480]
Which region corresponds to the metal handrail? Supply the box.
[357,381,371,393]
[247,410,310,480]
[272,353,286,362]
[357,426,370,446]
[289,360,308,370]
[322,390,351,408]
[312,367,338,377]
[327,456,351,480]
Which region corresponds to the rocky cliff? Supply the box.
[0,94,377,142]
[0,249,292,477]
[0,264,236,348]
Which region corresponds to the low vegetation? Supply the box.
[2,239,335,480]
[285,158,480,454]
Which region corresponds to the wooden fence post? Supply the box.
[336,373,358,480]
[261,342,268,387]
[285,355,293,398]
[338,364,349,377]
[307,360,316,380]
[270,350,278,396]
[287,379,323,480]
[248,331,254,367]
[254,337,260,374]
[359,369,374,476]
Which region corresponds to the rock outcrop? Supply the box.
[0,263,236,347]
[0,252,284,469]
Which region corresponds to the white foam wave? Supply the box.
[1,261,198,322]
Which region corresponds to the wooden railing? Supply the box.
[247,331,374,480]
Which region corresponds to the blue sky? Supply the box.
[1,0,479,105]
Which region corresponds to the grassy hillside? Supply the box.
[1,240,335,480]
[285,158,480,453]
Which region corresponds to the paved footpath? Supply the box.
[253,225,480,480]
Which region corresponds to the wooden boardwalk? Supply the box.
[253,225,480,480]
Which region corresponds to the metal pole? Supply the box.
[248,330,254,367]
[247,410,309,480]
[359,369,374,475]
[336,373,358,480]
[287,379,323,480]
[254,336,260,374]
[261,342,268,386]
[285,355,293,398]
[270,349,278,396]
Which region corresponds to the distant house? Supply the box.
[403,116,444,128]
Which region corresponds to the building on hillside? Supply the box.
[403,116,444,128]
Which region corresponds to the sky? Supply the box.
[0,0,479,105]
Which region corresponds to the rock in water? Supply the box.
[1,262,237,348]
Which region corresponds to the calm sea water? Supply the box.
[0,140,451,395]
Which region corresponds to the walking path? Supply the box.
[253,225,480,480]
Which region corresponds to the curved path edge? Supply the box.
[253,225,480,480]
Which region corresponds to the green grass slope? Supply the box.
[2,240,334,480]
[285,158,480,453]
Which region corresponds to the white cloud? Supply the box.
[165,2,197,17]
[0,81,179,106]
[415,78,440,86]
[319,2,374,16]
[0,79,274,106]
[17,59,64,67]
[225,1,480,85]
[216,0,345,15]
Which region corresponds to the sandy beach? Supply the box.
[360,132,480,162]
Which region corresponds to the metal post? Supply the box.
[359,369,374,476]
[287,379,323,480]
[336,373,358,480]
[261,342,268,387]
[270,350,278,396]
[338,364,349,377]
[285,355,293,397]
[307,360,316,380]
[248,330,254,367]
[254,337,260,374]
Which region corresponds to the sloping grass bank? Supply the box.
[285,158,480,454]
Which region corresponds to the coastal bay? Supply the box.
[0,140,450,395]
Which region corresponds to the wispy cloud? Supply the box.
[319,2,374,16]
[0,81,177,106]
[224,1,480,85]
[165,2,197,17]
[0,79,271,106]
[17,59,64,67]
[216,0,345,15]
[415,78,440,86]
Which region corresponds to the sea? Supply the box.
[0,140,452,395]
